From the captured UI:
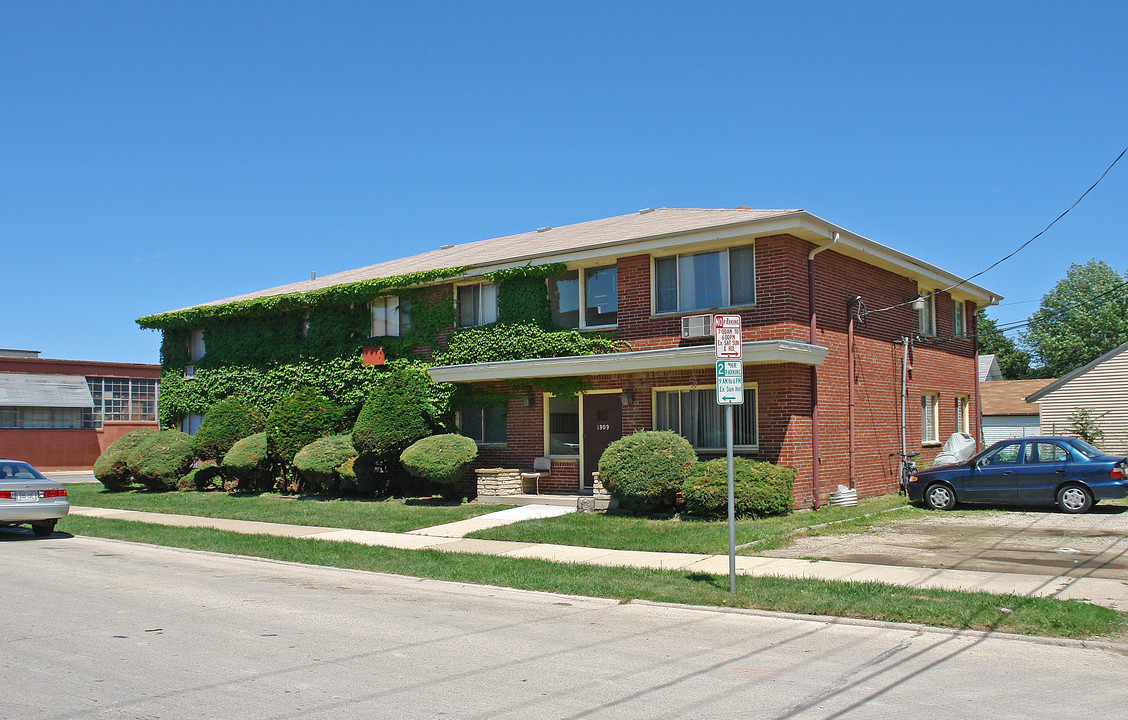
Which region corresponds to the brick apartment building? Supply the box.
[0,350,161,470]
[147,208,999,507]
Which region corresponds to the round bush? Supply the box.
[399,434,478,486]
[352,366,432,458]
[221,432,274,491]
[293,434,359,494]
[681,457,795,519]
[126,429,195,491]
[597,431,696,515]
[265,388,344,468]
[93,428,158,491]
[191,396,265,461]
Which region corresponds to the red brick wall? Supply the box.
[0,422,158,471]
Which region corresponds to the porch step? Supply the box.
[478,493,609,510]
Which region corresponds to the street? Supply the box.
[2,531,1125,719]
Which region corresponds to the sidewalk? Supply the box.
[67,505,1128,611]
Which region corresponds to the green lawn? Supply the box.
[468,494,915,553]
[64,483,510,534]
[57,514,1127,641]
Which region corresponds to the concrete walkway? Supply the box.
[67,505,1128,610]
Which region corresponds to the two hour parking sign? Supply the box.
[714,315,742,405]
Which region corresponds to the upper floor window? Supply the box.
[83,377,159,428]
[370,296,410,337]
[456,283,498,328]
[548,265,618,328]
[917,291,936,336]
[189,329,206,362]
[654,386,758,450]
[653,245,755,314]
[953,300,966,337]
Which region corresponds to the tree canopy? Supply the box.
[975,310,1034,380]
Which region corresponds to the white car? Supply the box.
[0,460,70,537]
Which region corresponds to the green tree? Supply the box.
[1021,260,1128,377]
[975,311,1033,380]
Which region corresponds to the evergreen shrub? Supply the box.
[221,432,274,491]
[352,366,432,458]
[265,388,344,468]
[127,429,195,491]
[399,434,478,486]
[597,431,696,515]
[293,434,359,494]
[92,428,158,491]
[191,396,265,461]
[681,457,795,519]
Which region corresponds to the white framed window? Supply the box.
[189,329,206,362]
[456,283,498,327]
[955,394,969,434]
[370,296,410,337]
[653,385,758,450]
[548,265,618,328]
[653,245,755,314]
[921,392,939,443]
[917,291,936,336]
[459,405,506,444]
[953,300,966,337]
[545,395,580,457]
[83,377,158,428]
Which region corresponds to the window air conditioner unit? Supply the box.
[183,365,196,380]
[680,314,715,339]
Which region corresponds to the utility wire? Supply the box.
[864,142,1128,318]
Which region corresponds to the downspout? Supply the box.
[846,296,861,490]
[973,304,985,450]
[807,232,840,509]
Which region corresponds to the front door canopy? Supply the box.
[428,340,828,383]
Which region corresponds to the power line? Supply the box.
[864,142,1128,319]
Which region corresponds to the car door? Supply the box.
[1016,441,1069,504]
[964,441,1021,503]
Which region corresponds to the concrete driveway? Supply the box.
[762,504,1128,580]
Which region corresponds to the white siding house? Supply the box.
[1027,341,1128,455]
[979,378,1054,446]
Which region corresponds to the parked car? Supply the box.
[908,437,1128,514]
[0,460,70,536]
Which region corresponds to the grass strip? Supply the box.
[64,483,508,533]
[469,495,914,554]
[59,515,1126,641]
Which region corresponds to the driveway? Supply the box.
[762,505,1128,580]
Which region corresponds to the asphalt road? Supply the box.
[2,531,1125,719]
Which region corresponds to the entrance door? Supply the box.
[581,393,622,490]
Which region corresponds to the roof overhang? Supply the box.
[428,340,828,383]
[0,373,94,408]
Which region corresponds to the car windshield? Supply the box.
[0,462,47,480]
[1065,438,1102,458]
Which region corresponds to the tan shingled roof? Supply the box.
[979,379,1056,416]
[189,208,800,309]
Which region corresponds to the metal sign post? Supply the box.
[714,315,742,593]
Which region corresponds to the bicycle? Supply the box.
[889,451,920,495]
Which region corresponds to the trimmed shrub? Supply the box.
[180,461,224,492]
[352,366,432,458]
[191,396,265,461]
[293,434,358,494]
[221,432,274,491]
[93,428,158,491]
[681,457,795,519]
[400,434,478,486]
[597,431,696,515]
[265,388,344,468]
[337,453,385,496]
[127,429,195,491]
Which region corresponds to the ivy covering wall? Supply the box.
[143,261,628,427]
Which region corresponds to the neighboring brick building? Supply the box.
[0,350,160,470]
[152,208,1000,507]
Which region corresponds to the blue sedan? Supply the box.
[907,437,1128,514]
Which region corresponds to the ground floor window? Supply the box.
[459,405,506,444]
[547,396,580,456]
[921,392,939,443]
[84,377,158,428]
[654,387,757,450]
[955,395,969,434]
[0,406,84,429]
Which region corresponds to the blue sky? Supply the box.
[3,1,1125,364]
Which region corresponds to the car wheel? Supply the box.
[1056,484,1093,514]
[31,520,56,537]
[923,483,957,511]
